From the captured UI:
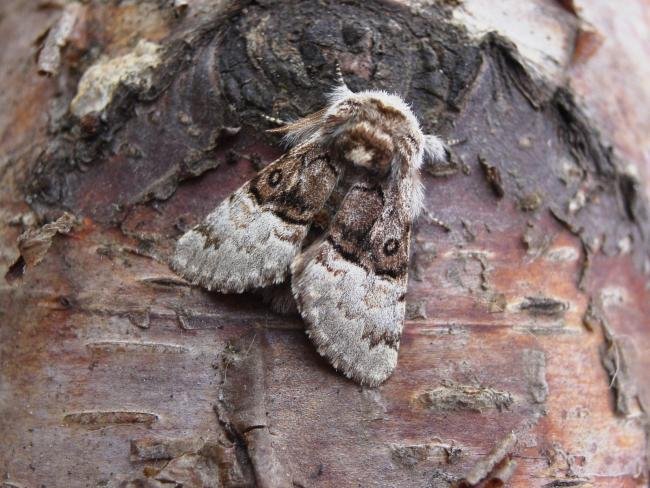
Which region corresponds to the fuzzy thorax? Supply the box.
[275,85,445,218]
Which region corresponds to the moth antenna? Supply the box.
[446,137,466,146]
[261,113,288,126]
[265,108,327,147]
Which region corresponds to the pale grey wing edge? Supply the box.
[291,240,406,387]
[172,187,308,293]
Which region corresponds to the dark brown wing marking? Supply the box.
[249,145,341,226]
[327,182,410,279]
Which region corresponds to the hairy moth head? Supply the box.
[323,85,429,177]
[271,84,446,218]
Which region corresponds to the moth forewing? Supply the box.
[172,141,340,293]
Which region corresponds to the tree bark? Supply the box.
[1,1,649,487]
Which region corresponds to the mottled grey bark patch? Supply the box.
[523,349,549,404]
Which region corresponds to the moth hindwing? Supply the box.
[172,84,447,386]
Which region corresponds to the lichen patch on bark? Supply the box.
[70,40,162,117]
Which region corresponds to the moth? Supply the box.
[172,83,447,386]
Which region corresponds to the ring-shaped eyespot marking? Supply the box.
[268,169,282,187]
[383,238,400,256]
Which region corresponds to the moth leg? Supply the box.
[446,137,466,147]
[421,208,451,232]
[334,61,346,87]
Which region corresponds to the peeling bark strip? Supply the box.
[390,441,462,467]
[519,296,568,317]
[462,432,518,486]
[478,155,505,198]
[37,2,84,76]
[582,297,604,332]
[6,212,76,282]
[599,318,640,417]
[63,411,158,428]
[128,440,254,487]
[579,297,641,418]
[216,332,294,488]
[130,437,205,462]
[417,382,514,413]
[127,308,151,329]
[151,452,220,487]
